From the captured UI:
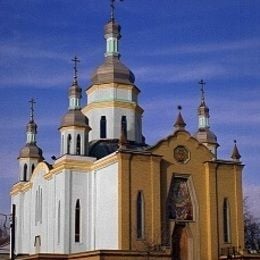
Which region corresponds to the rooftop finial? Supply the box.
[29,98,36,122]
[72,56,80,84]
[110,0,123,21]
[231,139,241,161]
[174,105,186,130]
[198,79,206,103]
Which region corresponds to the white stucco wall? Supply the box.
[95,162,118,249]
[88,86,134,103]
[12,158,119,255]
[85,107,142,143]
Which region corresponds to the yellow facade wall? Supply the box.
[116,129,245,260]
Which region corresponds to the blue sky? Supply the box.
[0,0,260,217]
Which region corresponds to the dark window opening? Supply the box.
[75,199,80,242]
[121,116,127,139]
[100,116,107,138]
[223,198,230,243]
[76,135,81,155]
[67,134,72,154]
[32,164,35,174]
[23,164,28,181]
[137,191,144,239]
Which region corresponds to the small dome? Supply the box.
[26,120,37,133]
[104,20,121,39]
[69,83,82,98]
[60,109,90,129]
[198,102,209,116]
[18,143,43,159]
[91,56,135,85]
[195,128,218,144]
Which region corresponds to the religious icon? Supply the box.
[174,146,189,164]
[168,177,193,221]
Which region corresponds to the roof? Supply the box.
[91,56,135,85]
[59,109,90,129]
[18,143,44,159]
[194,128,218,144]
[88,139,148,159]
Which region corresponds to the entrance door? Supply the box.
[171,223,190,260]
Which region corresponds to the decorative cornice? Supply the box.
[10,182,33,196]
[59,125,91,132]
[87,82,140,95]
[45,154,119,180]
[82,100,144,114]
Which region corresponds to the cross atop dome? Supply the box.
[72,56,80,84]
[110,0,124,21]
[198,79,206,104]
[29,98,36,122]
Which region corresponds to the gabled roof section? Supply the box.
[147,129,215,162]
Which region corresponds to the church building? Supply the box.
[11,4,245,260]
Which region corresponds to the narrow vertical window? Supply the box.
[23,164,28,181]
[35,186,43,225]
[137,191,144,239]
[61,135,65,154]
[32,164,35,174]
[76,134,81,155]
[57,201,61,244]
[67,134,72,154]
[121,116,127,139]
[223,198,231,243]
[40,188,42,223]
[35,189,38,225]
[75,199,80,242]
[100,116,107,138]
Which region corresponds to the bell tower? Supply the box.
[82,1,144,145]
[59,57,91,156]
[18,99,43,182]
[194,80,219,157]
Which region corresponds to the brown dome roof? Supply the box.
[91,56,135,85]
[195,128,218,144]
[18,143,43,159]
[59,109,90,129]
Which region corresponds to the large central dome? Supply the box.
[91,56,135,85]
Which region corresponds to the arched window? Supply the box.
[137,191,144,239]
[32,164,35,174]
[23,164,28,181]
[121,116,127,138]
[100,116,107,138]
[67,134,72,154]
[76,134,81,155]
[167,177,193,221]
[35,186,43,225]
[75,199,80,242]
[223,198,231,243]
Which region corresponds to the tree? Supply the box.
[244,197,260,252]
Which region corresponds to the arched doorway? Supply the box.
[172,223,192,260]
